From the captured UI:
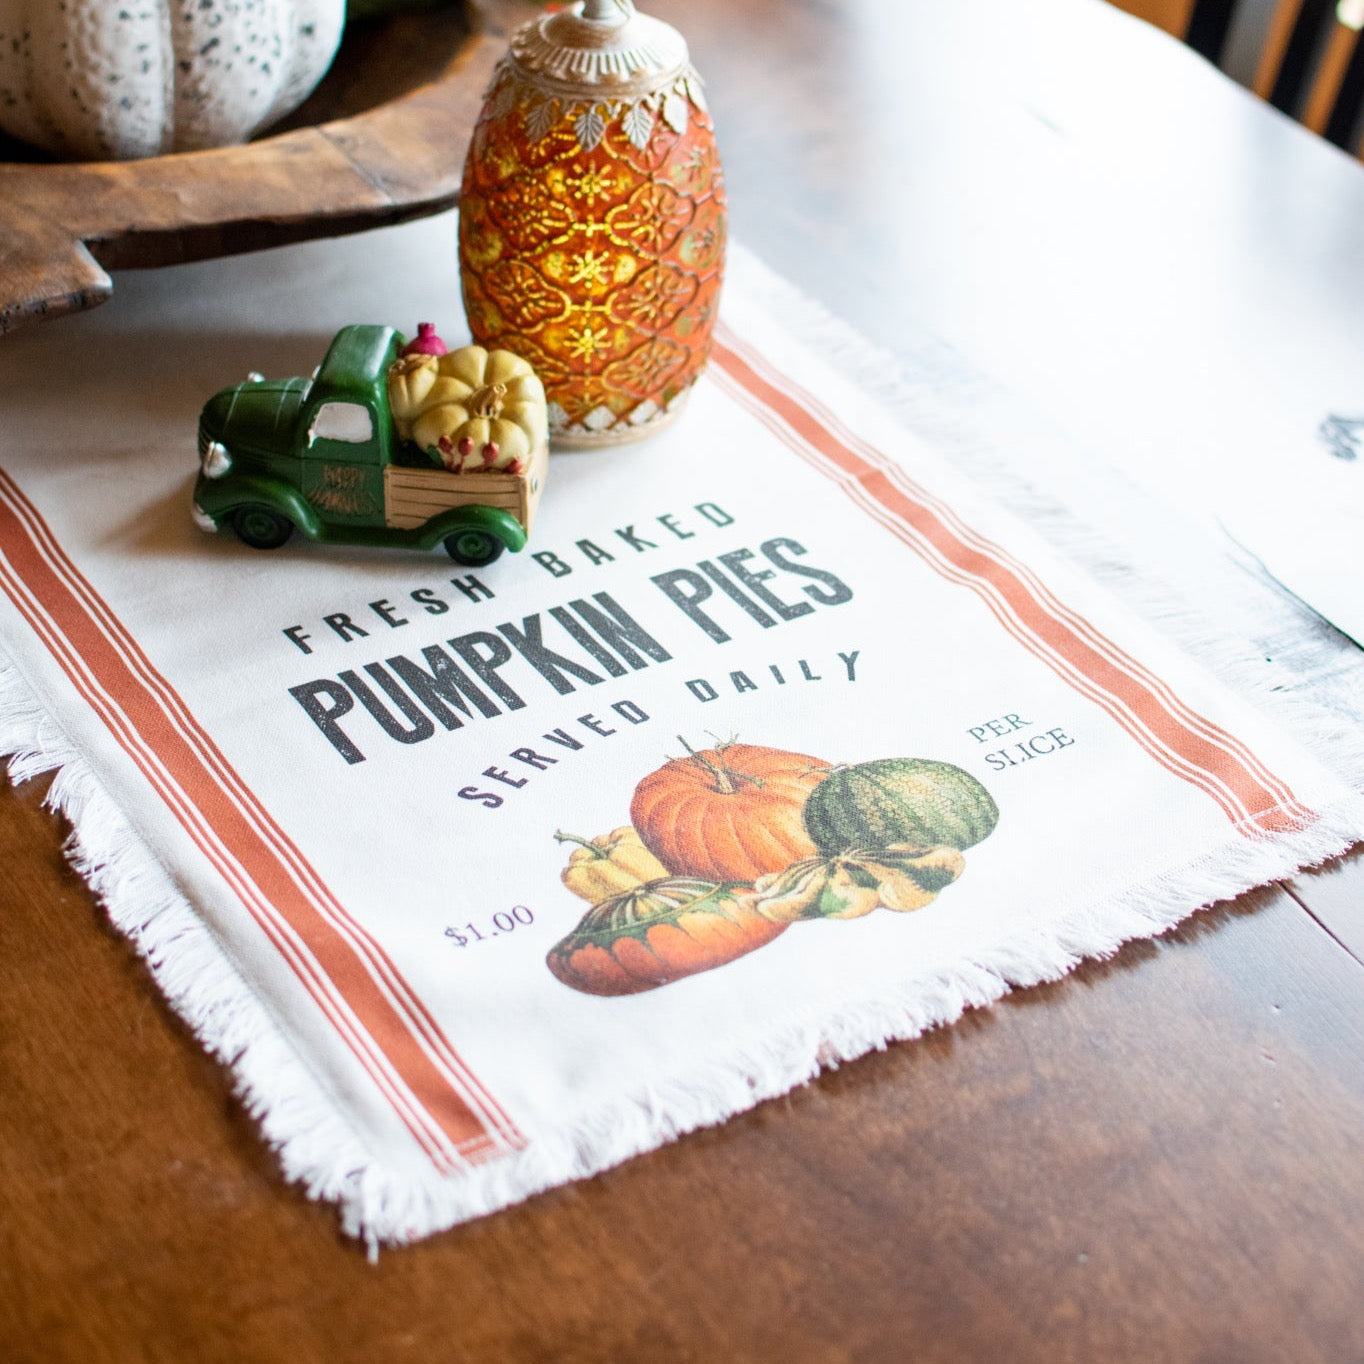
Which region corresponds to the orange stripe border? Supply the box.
[711,327,1312,839]
[0,469,524,1172]
[0,319,1316,1178]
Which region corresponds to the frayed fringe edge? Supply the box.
[348,783,1364,1249]
[4,256,1363,1249]
[0,658,388,1255]
[725,245,1364,795]
[7,635,1363,1250]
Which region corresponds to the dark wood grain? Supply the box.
[3,768,1364,1363]
[1288,855,1364,964]
[0,1,1361,1360]
[0,1,529,334]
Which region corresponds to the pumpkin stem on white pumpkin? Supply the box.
[468,382,508,420]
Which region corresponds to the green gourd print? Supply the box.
[803,758,1000,855]
[546,740,1002,998]
[546,878,787,996]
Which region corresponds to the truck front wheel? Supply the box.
[444,530,504,566]
[232,505,294,550]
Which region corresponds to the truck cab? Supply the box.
[193,326,545,566]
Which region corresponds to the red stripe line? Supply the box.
[7,483,522,1147]
[732,328,1312,823]
[825,463,1248,815]
[710,333,1311,838]
[0,472,520,1165]
[711,354,1272,828]
[715,371,1255,827]
[0,541,461,1168]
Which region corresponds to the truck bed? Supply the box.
[382,440,547,533]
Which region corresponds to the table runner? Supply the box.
[2,223,1362,1247]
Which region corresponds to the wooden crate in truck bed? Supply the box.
[382,440,547,533]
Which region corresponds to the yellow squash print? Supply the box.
[749,855,881,922]
[868,845,965,912]
[555,827,670,903]
[749,845,965,923]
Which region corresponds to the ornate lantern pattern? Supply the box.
[458,0,726,447]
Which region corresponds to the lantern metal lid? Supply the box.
[508,0,689,100]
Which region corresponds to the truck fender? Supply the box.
[420,504,528,555]
[196,473,324,541]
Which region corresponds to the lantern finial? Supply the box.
[581,0,635,21]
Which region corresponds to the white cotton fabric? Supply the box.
[0,218,1360,1247]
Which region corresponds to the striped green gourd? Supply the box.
[803,758,999,854]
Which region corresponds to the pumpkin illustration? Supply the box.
[0,0,345,161]
[629,739,833,883]
[387,345,548,474]
[547,878,785,997]
[803,758,999,855]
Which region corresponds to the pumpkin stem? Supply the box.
[553,830,607,858]
[677,735,765,795]
[468,381,507,419]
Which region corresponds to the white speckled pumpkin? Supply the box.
[0,0,345,161]
[388,346,548,475]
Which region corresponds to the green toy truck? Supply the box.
[191,325,547,567]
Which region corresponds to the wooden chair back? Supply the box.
[1184,0,1364,151]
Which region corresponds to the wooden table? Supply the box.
[3,1,1363,1359]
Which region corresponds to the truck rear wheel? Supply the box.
[232,505,294,550]
[444,530,504,566]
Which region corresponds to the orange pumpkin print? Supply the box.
[547,878,784,997]
[629,739,833,883]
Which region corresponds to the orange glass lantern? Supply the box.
[458,0,726,447]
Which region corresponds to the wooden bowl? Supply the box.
[0,0,533,335]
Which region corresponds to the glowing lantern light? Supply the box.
[458,0,726,447]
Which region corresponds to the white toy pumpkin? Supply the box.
[388,346,548,475]
[0,0,345,161]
